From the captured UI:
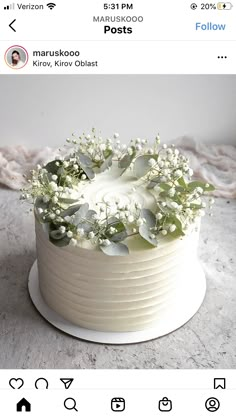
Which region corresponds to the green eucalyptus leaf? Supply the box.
[159,183,172,191]
[57,166,65,177]
[49,230,66,240]
[190,203,203,210]
[82,166,95,180]
[49,235,70,247]
[133,154,157,178]
[178,177,187,189]
[118,147,136,170]
[61,204,82,218]
[77,222,93,233]
[35,197,48,211]
[164,215,184,237]
[100,242,129,256]
[106,218,127,242]
[107,217,122,226]
[77,153,93,167]
[159,191,169,198]
[139,224,158,246]
[139,208,158,246]
[99,154,113,172]
[44,160,62,174]
[73,203,89,225]
[147,177,161,189]
[188,181,215,192]
[109,230,128,242]
[87,210,97,220]
[59,197,79,204]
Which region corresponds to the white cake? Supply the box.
[36,163,201,333]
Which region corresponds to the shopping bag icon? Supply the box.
[158,397,172,412]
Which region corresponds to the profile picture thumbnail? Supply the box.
[4,45,28,69]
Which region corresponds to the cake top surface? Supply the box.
[21,129,214,256]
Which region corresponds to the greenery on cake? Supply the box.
[21,129,215,256]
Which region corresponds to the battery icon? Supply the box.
[217,2,233,9]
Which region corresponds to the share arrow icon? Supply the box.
[60,378,74,389]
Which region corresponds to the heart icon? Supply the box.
[9,378,24,389]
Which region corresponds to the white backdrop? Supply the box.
[0,75,235,147]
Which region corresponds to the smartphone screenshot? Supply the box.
[0,0,235,418]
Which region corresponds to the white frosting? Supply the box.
[75,162,157,216]
[36,224,200,333]
[36,164,200,332]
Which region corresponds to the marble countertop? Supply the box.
[0,189,235,369]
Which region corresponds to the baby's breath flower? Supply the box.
[70,238,77,246]
[67,231,73,238]
[161,229,168,236]
[43,195,50,203]
[59,223,67,232]
[114,133,119,139]
[148,158,156,167]
[52,196,58,204]
[51,174,58,181]
[170,201,179,209]
[100,143,106,151]
[174,170,182,178]
[103,239,111,246]
[64,215,72,223]
[81,174,87,180]
[169,224,176,233]
[156,213,163,220]
[49,181,58,191]
[168,188,175,197]
[88,231,95,239]
[77,228,85,237]
[196,187,203,194]
[137,218,144,226]
[109,226,117,234]
[198,209,205,217]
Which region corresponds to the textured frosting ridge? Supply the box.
[36,220,200,332]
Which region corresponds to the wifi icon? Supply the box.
[47,2,56,9]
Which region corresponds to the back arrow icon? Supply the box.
[9,19,16,32]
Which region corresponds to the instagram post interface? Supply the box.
[0,1,236,418]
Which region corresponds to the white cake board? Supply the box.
[28,260,206,344]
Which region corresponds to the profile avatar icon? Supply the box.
[4,45,28,70]
[205,397,220,412]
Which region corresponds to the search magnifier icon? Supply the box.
[64,398,78,412]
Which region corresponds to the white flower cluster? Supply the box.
[146,144,193,183]
[20,130,214,253]
[66,128,118,168]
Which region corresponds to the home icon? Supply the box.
[16,398,31,412]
